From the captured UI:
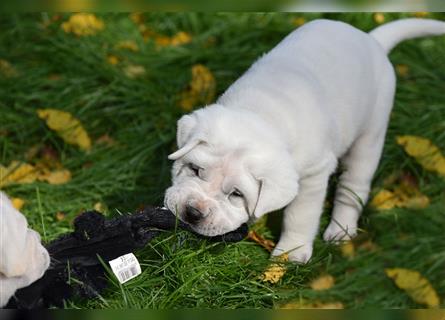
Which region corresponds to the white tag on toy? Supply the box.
[108,253,142,284]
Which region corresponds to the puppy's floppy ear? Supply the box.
[168,114,201,160]
[252,158,299,219]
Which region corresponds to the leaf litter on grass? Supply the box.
[1,145,72,187]
[385,268,440,308]
[371,171,430,210]
[37,109,92,151]
[61,13,105,36]
[396,135,445,177]
[179,64,216,111]
[247,230,288,284]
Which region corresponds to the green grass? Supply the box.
[0,13,444,309]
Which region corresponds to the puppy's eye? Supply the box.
[230,189,243,198]
[188,163,201,177]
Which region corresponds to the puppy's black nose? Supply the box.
[184,205,203,224]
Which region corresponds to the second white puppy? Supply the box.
[165,18,445,263]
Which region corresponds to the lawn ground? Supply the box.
[0,12,444,308]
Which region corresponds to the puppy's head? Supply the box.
[164,104,299,236]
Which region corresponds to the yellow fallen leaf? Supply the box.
[170,31,192,46]
[292,17,306,27]
[385,268,440,308]
[123,64,146,78]
[153,31,192,48]
[0,59,18,77]
[412,12,429,18]
[396,135,445,177]
[11,198,25,210]
[139,25,191,48]
[371,187,429,210]
[0,162,38,187]
[56,211,66,221]
[279,299,344,309]
[129,13,144,24]
[107,54,120,65]
[310,274,335,291]
[396,64,410,78]
[179,64,216,111]
[115,40,139,52]
[61,13,104,36]
[371,189,399,210]
[340,241,355,258]
[39,169,72,185]
[37,109,91,151]
[94,201,105,212]
[247,230,276,252]
[1,160,71,187]
[261,253,288,284]
[373,13,385,24]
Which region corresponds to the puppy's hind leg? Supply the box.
[323,132,386,242]
[324,86,396,242]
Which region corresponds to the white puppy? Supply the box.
[164,19,445,263]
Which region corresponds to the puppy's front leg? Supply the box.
[272,165,333,264]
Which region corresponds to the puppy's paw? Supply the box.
[323,221,357,243]
[272,242,313,264]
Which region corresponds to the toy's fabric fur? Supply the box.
[0,191,50,307]
[165,19,445,263]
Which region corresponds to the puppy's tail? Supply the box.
[370,18,445,53]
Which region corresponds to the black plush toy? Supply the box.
[6,207,248,309]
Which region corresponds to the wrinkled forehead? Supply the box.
[183,145,258,191]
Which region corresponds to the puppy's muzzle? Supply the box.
[184,205,204,224]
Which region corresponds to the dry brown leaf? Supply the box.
[261,253,288,284]
[61,13,104,36]
[11,198,25,210]
[385,268,440,308]
[179,64,216,111]
[279,299,344,309]
[37,109,91,151]
[310,274,335,291]
[396,135,445,177]
[247,230,276,252]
